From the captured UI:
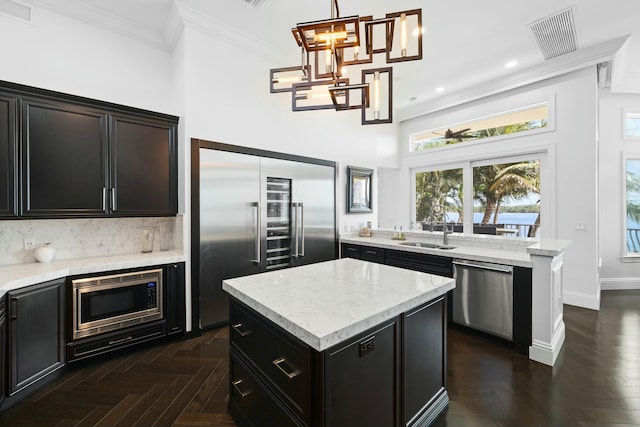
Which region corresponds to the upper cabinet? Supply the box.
[109,114,177,216]
[21,98,109,217]
[0,94,17,218]
[0,81,178,219]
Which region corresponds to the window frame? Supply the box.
[407,97,555,155]
[622,152,640,260]
[622,109,640,141]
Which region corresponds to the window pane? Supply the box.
[472,160,540,238]
[411,104,548,151]
[415,168,463,231]
[625,113,640,138]
[626,159,640,253]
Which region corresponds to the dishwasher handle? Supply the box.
[453,259,513,274]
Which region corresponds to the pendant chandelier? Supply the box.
[270,0,423,125]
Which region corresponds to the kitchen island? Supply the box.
[222,258,455,427]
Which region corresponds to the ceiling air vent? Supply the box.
[241,0,264,6]
[529,6,579,60]
[0,0,32,23]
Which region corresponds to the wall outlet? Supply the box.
[23,238,36,250]
[575,223,587,232]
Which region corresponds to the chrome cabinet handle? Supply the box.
[108,336,133,345]
[231,323,251,337]
[272,357,300,379]
[111,188,117,211]
[232,380,253,398]
[102,187,107,212]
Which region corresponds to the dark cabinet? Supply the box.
[229,297,448,427]
[0,94,17,218]
[21,98,108,217]
[1,80,178,219]
[0,298,6,406]
[7,279,65,395]
[109,114,177,216]
[385,249,453,278]
[324,319,399,427]
[165,262,186,336]
[403,297,447,426]
[340,242,384,263]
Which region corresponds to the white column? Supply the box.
[529,252,565,366]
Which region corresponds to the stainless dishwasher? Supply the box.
[452,259,514,341]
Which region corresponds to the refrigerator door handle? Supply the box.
[252,202,260,264]
[292,203,299,257]
[299,203,305,257]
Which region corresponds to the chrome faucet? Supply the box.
[442,210,453,246]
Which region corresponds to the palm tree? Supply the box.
[474,161,540,229]
[415,169,463,224]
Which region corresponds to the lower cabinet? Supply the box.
[165,262,186,336]
[7,279,65,396]
[229,297,447,427]
[0,298,6,407]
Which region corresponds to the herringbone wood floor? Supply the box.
[0,290,638,427]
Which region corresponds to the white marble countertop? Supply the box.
[222,258,455,352]
[341,235,534,267]
[0,250,186,297]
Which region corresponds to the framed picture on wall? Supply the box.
[347,166,373,213]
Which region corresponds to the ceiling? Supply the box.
[17,0,640,111]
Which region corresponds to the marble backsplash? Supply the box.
[0,215,183,266]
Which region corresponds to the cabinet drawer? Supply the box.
[360,246,385,263]
[66,320,166,362]
[229,351,304,427]
[230,301,310,422]
[341,243,361,259]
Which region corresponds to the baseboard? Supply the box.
[600,277,640,290]
[529,321,565,367]
[562,290,600,310]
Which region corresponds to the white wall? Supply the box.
[181,26,399,234]
[598,89,640,289]
[0,9,401,330]
[382,68,601,310]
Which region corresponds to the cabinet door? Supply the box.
[8,279,65,395]
[165,262,186,336]
[403,296,446,426]
[0,298,6,405]
[325,318,399,427]
[20,98,108,217]
[109,114,177,216]
[0,94,18,217]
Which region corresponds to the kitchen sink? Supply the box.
[398,241,456,250]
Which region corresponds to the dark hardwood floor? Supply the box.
[0,290,638,427]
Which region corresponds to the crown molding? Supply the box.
[25,0,171,51]
[397,35,630,123]
[172,1,286,65]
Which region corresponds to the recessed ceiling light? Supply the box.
[505,60,518,69]
[435,86,445,93]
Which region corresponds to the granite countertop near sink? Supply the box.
[341,232,570,268]
[223,258,455,352]
[0,250,186,297]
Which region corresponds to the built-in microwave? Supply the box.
[71,268,163,340]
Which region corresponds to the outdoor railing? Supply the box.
[422,222,535,238]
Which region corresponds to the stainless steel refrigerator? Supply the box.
[197,144,337,329]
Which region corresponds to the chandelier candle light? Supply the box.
[270,0,423,125]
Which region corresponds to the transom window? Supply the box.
[410,104,548,152]
[624,111,640,140]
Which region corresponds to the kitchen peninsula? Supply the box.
[341,229,571,367]
[222,258,455,427]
